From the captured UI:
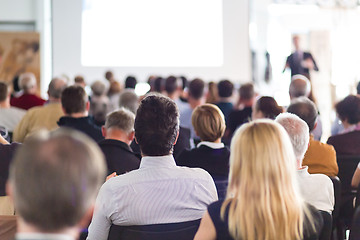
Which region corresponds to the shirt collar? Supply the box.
[140,154,176,169]
[297,166,310,177]
[16,233,74,240]
[340,123,360,134]
[197,141,225,149]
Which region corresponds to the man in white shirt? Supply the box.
[7,129,106,240]
[88,94,218,240]
[0,81,26,132]
[276,113,334,213]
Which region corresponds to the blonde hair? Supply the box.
[191,104,225,142]
[222,119,314,240]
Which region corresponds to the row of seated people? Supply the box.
[0,94,339,240]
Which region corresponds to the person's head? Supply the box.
[205,81,219,104]
[239,83,255,101]
[335,95,360,126]
[252,96,282,120]
[293,35,300,50]
[0,81,10,103]
[164,76,181,96]
[125,76,137,89]
[217,80,234,99]
[47,77,67,100]
[91,80,107,97]
[105,71,114,81]
[188,78,205,100]
[153,77,164,93]
[102,108,135,143]
[225,119,308,240]
[119,89,139,114]
[287,97,318,132]
[289,75,311,99]
[192,104,225,142]
[134,94,179,156]
[19,72,37,93]
[74,75,86,88]
[275,113,310,163]
[61,85,89,115]
[7,129,106,233]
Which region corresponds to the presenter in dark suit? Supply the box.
[177,104,230,178]
[99,109,141,176]
[284,35,319,80]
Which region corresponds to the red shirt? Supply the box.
[10,93,46,110]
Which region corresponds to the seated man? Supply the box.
[99,108,141,175]
[287,97,338,176]
[216,80,234,123]
[10,72,45,110]
[13,77,67,142]
[58,85,103,142]
[276,113,334,213]
[7,129,106,240]
[88,94,218,240]
[0,82,26,134]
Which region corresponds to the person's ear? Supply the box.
[101,126,107,138]
[173,131,179,145]
[6,181,13,201]
[134,136,138,144]
[128,131,135,141]
[86,101,90,111]
[62,107,66,114]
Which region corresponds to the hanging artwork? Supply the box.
[0,32,40,89]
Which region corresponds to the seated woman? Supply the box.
[327,95,360,155]
[194,120,323,240]
[177,104,230,178]
[252,96,283,120]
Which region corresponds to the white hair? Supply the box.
[289,74,311,98]
[275,112,309,162]
[19,72,37,91]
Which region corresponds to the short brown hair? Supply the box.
[0,81,9,102]
[9,129,106,231]
[61,85,88,114]
[192,104,226,142]
[239,83,254,100]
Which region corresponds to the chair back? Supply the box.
[212,175,228,201]
[0,215,17,240]
[329,176,341,221]
[349,206,360,240]
[336,155,360,194]
[107,219,201,240]
[319,210,332,240]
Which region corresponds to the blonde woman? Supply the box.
[194,120,323,240]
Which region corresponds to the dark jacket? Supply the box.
[98,139,141,175]
[57,116,103,142]
[0,143,20,196]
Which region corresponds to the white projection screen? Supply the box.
[52,0,250,82]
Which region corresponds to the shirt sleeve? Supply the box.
[87,182,113,240]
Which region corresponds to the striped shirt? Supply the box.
[87,155,218,240]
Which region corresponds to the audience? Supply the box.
[118,89,139,114]
[10,72,46,110]
[194,120,323,240]
[216,80,234,123]
[58,85,103,142]
[180,78,206,143]
[164,75,187,111]
[206,81,219,104]
[227,83,255,138]
[287,97,338,176]
[7,129,106,240]
[177,104,230,178]
[0,81,26,133]
[90,80,111,125]
[87,94,217,240]
[74,75,86,88]
[13,77,67,143]
[275,113,334,213]
[327,95,360,155]
[99,109,140,175]
[252,96,283,120]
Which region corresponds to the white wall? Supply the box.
[52,0,251,84]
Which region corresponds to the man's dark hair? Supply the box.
[239,83,254,100]
[61,85,88,114]
[217,80,234,98]
[287,97,318,132]
[125,76,137,89]
[0,81,9,102]
[188,78,205,100]
[165,76,178,95]
[336,95,360,124]
[134,94,179,156]
[154,77,164,92]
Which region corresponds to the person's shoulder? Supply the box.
[176,165,214,180]
[311,139,335,152]
[308,173,333,187]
